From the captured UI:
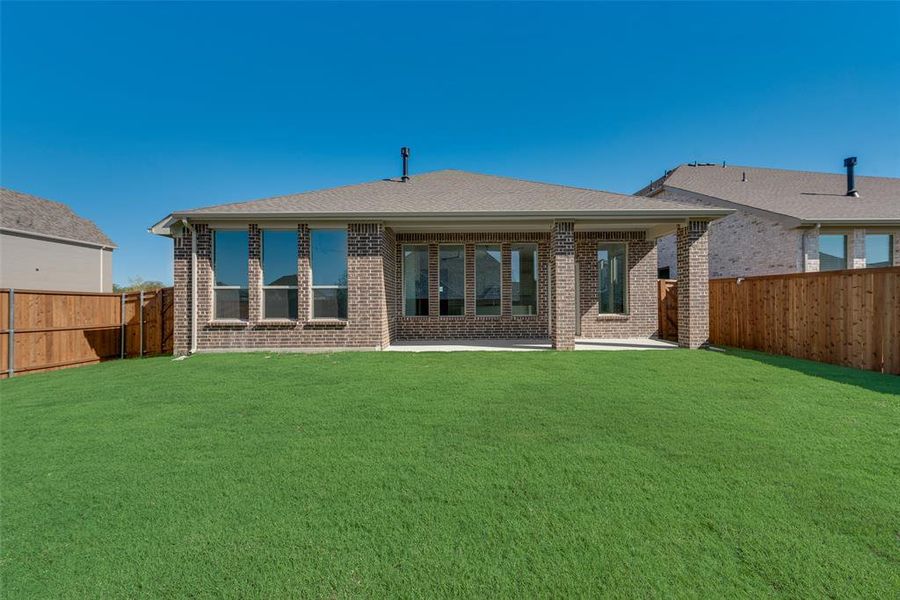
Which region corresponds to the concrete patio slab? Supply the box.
[386,338,678,352]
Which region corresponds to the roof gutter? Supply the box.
[797,218,900,227]
[0,226,117,250]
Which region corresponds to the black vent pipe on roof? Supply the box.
[401,147,410,182]
[844,156,859,197]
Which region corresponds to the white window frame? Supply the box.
[510,243,539,317]
[474,243,502,317]
[309,228,348,320]
[597,242,628,315]
[438,243,466,317]
[261,229,299,320]
[212,228,249,321]
[402,244,430,317]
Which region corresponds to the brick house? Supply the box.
[637,160,899,279]
[151,167,729,354]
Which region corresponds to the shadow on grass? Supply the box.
[719,347,900,396]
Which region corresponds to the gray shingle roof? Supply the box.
[0,188,115,247]
[654,164,900,223]
[174,169,726,218]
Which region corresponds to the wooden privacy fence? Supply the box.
[657,279,678,342]
[708,267,899,374]
[1,287,174,378]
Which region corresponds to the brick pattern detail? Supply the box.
[575,231,658,338]
[551,222,576,350]
[394,232,550,340]
[676,221,710,349]
[802,229,819,272]
[173,227,192,356]
[849,229,867,269]
[248,224,262,321]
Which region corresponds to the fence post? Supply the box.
[139,290,144,358]
[120,293,126,359]
[7,289,14,378]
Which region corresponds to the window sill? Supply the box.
[257,319,298,326]
[209,319,250,327]
[596,313,630,320]
[306,318,348,327]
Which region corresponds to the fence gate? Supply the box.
[657,279,678,342]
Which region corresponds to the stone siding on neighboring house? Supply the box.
[650,187,802,279]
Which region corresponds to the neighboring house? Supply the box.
[636,160,899,279]
[0,188,116,292]
[151,163,729,354]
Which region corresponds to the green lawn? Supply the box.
[1,350,898,598]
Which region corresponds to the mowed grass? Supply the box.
[1,350,898,598]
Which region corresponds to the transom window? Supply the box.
[439,245,465,316]
[475,244,501,316]
[511,243,538,315]
[865,234,893,268]
[403,245,429,316]
[213,230,249,320]
[310,229,348,319]
[819,234,847,271]
[598,243,627,314]
[262,230,298,319]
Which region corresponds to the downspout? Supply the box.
[179,219,198,354]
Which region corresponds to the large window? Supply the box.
[511,243,538,316]
[598,243,627,314]
[819,234,847,271]
[475,244,501,316]
[262,230,298,319]
[213,230,249,320]
[439,245,465,316]
[310,229,347,319]
[403,245,429,316]
[866,234,893,268]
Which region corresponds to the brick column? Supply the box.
[849,229,866,269]
[676,220,710,349]
[348,223,390,348]
[802,229,820,272]
[297,224,310,321]
[501,241,512,317]
[173,228,192,356]
[248,224,262,321]
[894,234,900,267]
[428,243,439,317]
[551,221,576,350]
[195,225,213,326]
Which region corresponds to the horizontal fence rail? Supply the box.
[1,287,174,378]
[708,267,899,374]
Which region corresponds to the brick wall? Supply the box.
[551,222,576,350]
[676,220,710,349]
[649,188,803,278]
[575,232,658,338]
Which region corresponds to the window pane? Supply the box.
[313,288,347,319]
[819,234,847,271]
[866,234,893,268]
[214,230,248,287]
[264,288,298,319]
[311,230,348,286]
[598,244,627,314]
[511,243,538,316]
[215,288,249,320]
[263,230,298,286]
[439,245,465,316]
[475,245,501,316]
[403,245,429,316]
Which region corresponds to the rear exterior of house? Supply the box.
[152,169,729,353]
[637,162,900,279]
[0,188,116,292]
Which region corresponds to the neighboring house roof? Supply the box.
[641,164,900,225]
[1,187,116,248]
[152,169,729,233]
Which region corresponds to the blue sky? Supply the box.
[2,1,898,285]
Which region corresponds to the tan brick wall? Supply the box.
[676,221,710,349]
[575,232,658,338]
[650,188,803,278]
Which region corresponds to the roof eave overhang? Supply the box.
[797,218,900,227]
[0,226,117,250]
[150,208,733,237]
